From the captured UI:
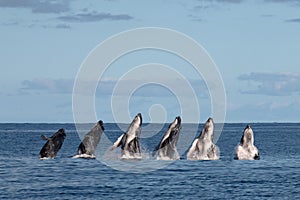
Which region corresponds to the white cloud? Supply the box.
[238,72,300,96]
[226,99,300,122]
[0,0,71,13]
[20,77,209,98]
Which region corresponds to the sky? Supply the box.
[0,0,300,123]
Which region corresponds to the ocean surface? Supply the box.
[0,123,299,199]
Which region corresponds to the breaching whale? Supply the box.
[73,120,104,159]
[187,118,219,160]
[110,113,142,159]
[39,128,66,159]
[152,116,181,160]
[235,125,259,160]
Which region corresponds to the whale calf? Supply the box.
[39,128,66,159]
[152,116,181,160]
[187,118,219,160]
[235,125,259,160]
[73,120,104,159]
[110,113,142,159]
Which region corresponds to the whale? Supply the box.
[152,116,181,160]
[187,118,219,160]
[39,128,66,159]
[110,113,142,159]
[235,125,259,160]
[73,120,104,159]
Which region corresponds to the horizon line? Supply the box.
[0,121,299,124]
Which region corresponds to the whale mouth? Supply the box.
[58,129,66,138]
[135,113,142,125]
[98,120,104,126]
[169,116,181,129]
[175,116,182,129]
[207,117,213,123]
[204,118,214,130]
[241,124,254,146]
[176,116,181,125]
[97,120,105,130]
[244,125,253,137]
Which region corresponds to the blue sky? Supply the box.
[0,0,300,123]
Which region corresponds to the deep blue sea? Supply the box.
[0,123,299,199]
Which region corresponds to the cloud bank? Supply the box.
[264,0,300,4]
[238,72,300,96]
[227,100,300,122]
[207,0,243,3]
[0,0,71,13]
[20,77,209,98]
[285,18,300,23]
[0,1,133,28]
[58,11,133,22]
[21,78,73,94]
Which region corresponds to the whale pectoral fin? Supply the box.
[41,135,50,141]
[254,152,260,160]
[77,142,86,155]
[187,138,198,159]
[239,135,245,146]
[110,133,125,151]
[134,138,141,154]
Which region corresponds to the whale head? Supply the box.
[170,116,182,145]
[56,128,66,138]
[203,117,214,141]
[175,116,181,127]
[240,124,254,147]
[132,113,142,126]
[97,120,105,130]
[168,116,182,142]
[235,124,259,160]
[169,116,181,129]
[126,113,142,139]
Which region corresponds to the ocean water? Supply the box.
[0,123,299,199]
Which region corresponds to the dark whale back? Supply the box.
[77,120,104,155]
[152,116,181,157]
[39,128,66,159]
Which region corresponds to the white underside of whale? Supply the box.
[187,139,220,160]
[39,157,53,160]
[121,154,142,160]
[72,154,96,159]
[157,152,180,160]
[235,145,259,160]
